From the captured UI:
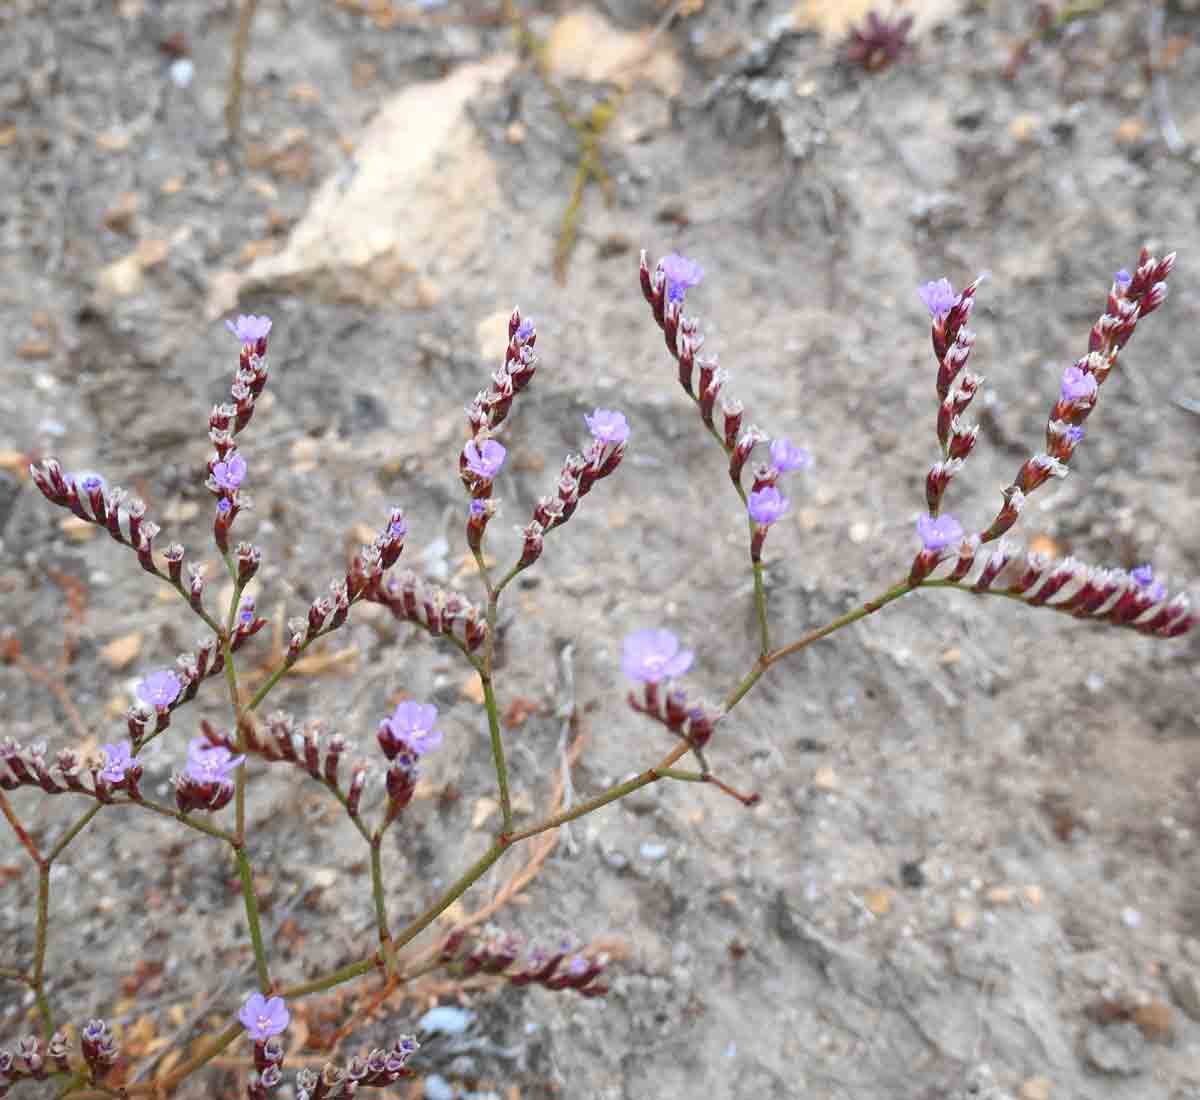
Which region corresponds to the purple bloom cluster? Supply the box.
[1059,364,1097,403]
[378,701,443,758]
[238,993,290,1040]
[185,738,245,783]
[212,452,247,491]
[748,486,789,527]
[768,438,811,474]
[622,629,694,684]
[137,669,182,708]
[585,409,630,445]
[99,742,134,784]
[1131,564,1167,602]
[918,277,958,320]
[464,438,507,481]
[226,315,273,347]
[916,512,964,552]
[660,253,704,303]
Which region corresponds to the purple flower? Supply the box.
[622,628,694,684]
[99,742,133,784]
[660,254,704,303]
[1114,269,1132,289]
[917,278,958,320]
[469,499,487,518]
[185,738,245,783]
[238,993,289,1040]
[78,472,105,492]
[216,498,232,515]
[464,438,506,480]
[379,701,443,756]
[748,486,790,527]
[1060,365,1097,403]
[916,512,964,552]
[1131,564,1166,602]
[212,452,246,491]
[238,599,255,625]
[585,409,630,445]
[1066,425,1085,444]
[225,315,272,346]
[515,318,534,341]
[137,669,182,708]
[388,515,407,538]
[768,438,811,473]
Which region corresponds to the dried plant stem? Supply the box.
[225,0,260,142]
[0,789,41,863]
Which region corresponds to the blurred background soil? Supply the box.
[1,1,1199,1098]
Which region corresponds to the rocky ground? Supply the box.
[1,1,1199,1098]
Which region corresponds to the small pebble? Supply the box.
[1122,907,1142,929]
[424,1074,455,1100]
[418,1006,474,1036]
[639,842,669,862]
[169,58,194,88]
[1018,1077,1052,1100]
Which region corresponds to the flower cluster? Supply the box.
[174,737,245,813]
[366,570,487,652]
[910,252,1176,587]
[518,408,630,570]
[0,1022,117,1098]
[437,929,609,998]
[294,1037,419,1099]
[376,700,443,822]
[206,713,370,820]
[622,629,720,749]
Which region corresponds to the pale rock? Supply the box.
[238,56,515,309]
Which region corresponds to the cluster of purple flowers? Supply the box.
[174,737,245,813]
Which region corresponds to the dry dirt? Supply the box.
[2,2,1199,1099]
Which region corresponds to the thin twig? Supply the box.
[225,0,260,142]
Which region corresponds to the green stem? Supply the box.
[47,805,102,862]
[657,767,705,782]
[751,559,770,655]
[481,672,512,835]
[390,840,508,954]
[119,797,237,844]
[723,579,916,713]
[279,955,379,999]
[235,847,270,991]
[33,865,53,1038]
[370,832,394,977]
[507,742,690,844]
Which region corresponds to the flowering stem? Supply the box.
[234,846,271,992]
[724,579,916,713]
[116,797,237,844]
[47,804,102,862]
[278,956,379,999]
[390,840,508,954]
[751,559,770,656]
[507,742,690,843]
[481,590,513,835]
[33,865,53,1037]
[370,831,395,977]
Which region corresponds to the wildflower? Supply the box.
[1114,269,1132,290]
[585,409,630,445]
[78,472,105,492]
[918,278,957,320]
[99,742,133,784]
[469,499,487,518]
[185,738,245,782]
[515,318,535,342]
[622,629,694,684]
[1060,364,1097,403]
[217,498,232,514]
[225,315,272,346]
[137,669,182,708]
[916,512,964,552]
[212,452,247,490]
[768,438,811,473]
[748,486,790,527]
[378,701,443,757]
[1131,564,1166,602]
[1067,425,1085,444]
[463,438,506,480]
[845,9,914,71]
[238,993,290,1040]
[660,254,704,303]
[238,599,256,626]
